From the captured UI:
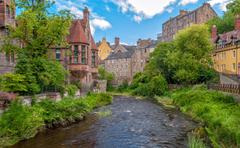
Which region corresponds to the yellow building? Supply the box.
[98,38,112,61]
[212,17,240,76]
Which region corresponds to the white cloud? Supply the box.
[208,0,231,11]
[90,18,112,34]
[179,0,198,6]
[109,0,176,22]
[54,0,112,34]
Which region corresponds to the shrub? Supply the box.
[0,73,27,94]
[131,73,168,97]
[65,85,78,97]
[172,87,240,147]
[0,101,44,146]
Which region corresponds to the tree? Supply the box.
[1,0,72,94]
[227,0,240,15]
[143,25,217,85]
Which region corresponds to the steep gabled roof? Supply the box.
[90,35,98,50]
[67,20,88,44]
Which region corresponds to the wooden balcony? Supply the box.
[69,64,90,72]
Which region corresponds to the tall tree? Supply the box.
[1,0,73,94]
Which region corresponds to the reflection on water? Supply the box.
[13,96,198,148]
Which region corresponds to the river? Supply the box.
[13,96,198,148]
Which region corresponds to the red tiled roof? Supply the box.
[91,35,97,50]
[67,20,88,44]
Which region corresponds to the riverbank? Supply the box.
[0,93,112,147]
[153,87,240,147]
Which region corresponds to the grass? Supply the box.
[188,135,207,148]
[172,87,240,147]
[0,93,112,147]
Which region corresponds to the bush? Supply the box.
[131,73,168,97]
[172,87,240,147]
[0,73,27,94]
[0,101,44,146]
[65,84,78,97]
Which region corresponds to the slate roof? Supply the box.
[67,20,88,44]
[106,45,137,60]
[215,30,240,45]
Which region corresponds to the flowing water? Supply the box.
[13,96,198,148]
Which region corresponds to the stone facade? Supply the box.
[162,3,217,42]
[105,38,156,85]
[0,0,16,74]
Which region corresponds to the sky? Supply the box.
[22,0,232,45]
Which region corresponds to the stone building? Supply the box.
[50,8,98,88]
[212,16,240,84]
[97,37,112,61]
[105,38,156,85]
[162,3,217,42]
[0,0,15,74]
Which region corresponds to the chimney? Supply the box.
[235,15,240,30]
[180,10,188,16]
[115,37,120,46]
[83,7,89,22]
[211,25,217,40]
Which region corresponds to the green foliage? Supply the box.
[98,66,114,81]
[0,0,72,95]
[98,66,115,90]
[227,0,240,15]
[0,101,44,146]
[207,12,235,34]
[117,80,129,92]
[0,73,27,93]
[145,25,217,85]
[0,93,112,147]
[131,73,168,97]
[188,135,206,148]
[65,84,78,97]
[172,87,240,147]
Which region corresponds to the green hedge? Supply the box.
[172,87,240,147]
[0,93,112,147]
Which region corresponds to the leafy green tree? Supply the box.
[1,0,72,94]
[143,25,216,85]
[207,12,235,34]
[227,0,240,15]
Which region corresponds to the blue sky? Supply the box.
[23,0,231,45]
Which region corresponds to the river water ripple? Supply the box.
[13,96,198,148]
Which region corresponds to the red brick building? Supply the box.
[0,0,16,74]
[51,8,98,89]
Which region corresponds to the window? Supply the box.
[222,64,226,72]
[233,63,236,71]
[81,45,86,64]
[56,49,61,61]
[6,5,10,16]
[92,50,96,67]
[233,50,236,58]
[73,45,79,63]
[5,52,10,64]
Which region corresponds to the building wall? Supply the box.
[105,58,132,85]
[98,38,112,61]
[162,3,217,42]
[213,46,240,75]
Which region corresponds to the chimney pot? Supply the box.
[211,25,217,40]
[235,15,240,30]
[115,37,120,46]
